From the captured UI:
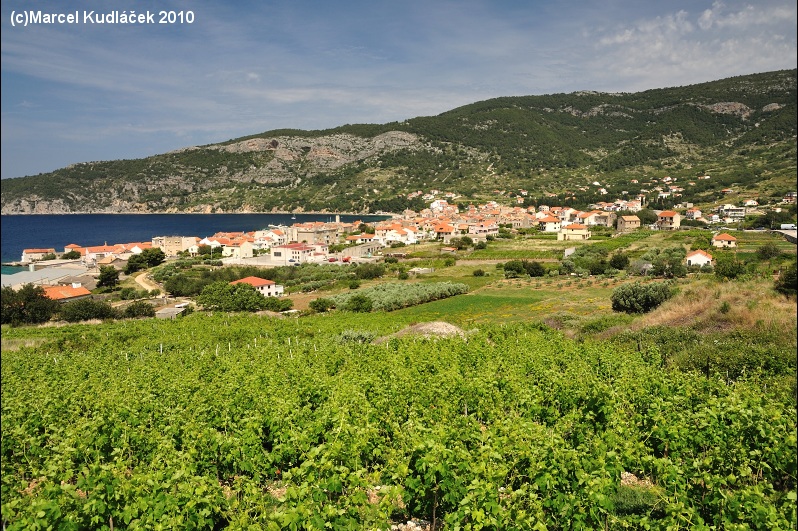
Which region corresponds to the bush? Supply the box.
[123,301,156,319]
[714,256,746,280]
[309,298,334,312]
[775,261,797,296]
[473,269,485,277]
[757,242,782,260]
[398,271,409,280]
[354,263,385,280]
[442,256,456,267]
[349,280,361,290]
[60,299,119,322]
[611,282,674,314]
[1,284,60,326]
[344,294,373,313]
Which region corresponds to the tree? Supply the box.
[611,282,674,313]
[60,299,118,322]
[774,261,796,296]
[141,248,166,268]
[1,284,60,326]
[97,266,120,288]
[309,298,334,312]
[524,260,546,277]
[714,255,746,280]
[757,242,782,260]
[197,281,268,312]
[644,247,687,278]
[344,294,373,313]
[124,254,148,274]
[609,253,630,271]
[61,250,81,260]
[123,301,156,318]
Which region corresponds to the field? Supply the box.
[2,229,796,529]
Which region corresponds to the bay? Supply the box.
[0,213,388,266]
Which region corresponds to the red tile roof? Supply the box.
[43,285,91,300]
[229,276,276,287]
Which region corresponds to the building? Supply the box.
[557,223,591,241]
[21,248,57,263]
[152,236,199,257]
[617,215,641,233]
[656,211,681,231]
[43,283,92,303]
[229,276,284,297]
[712,233,737,248]
[685,250,713,268]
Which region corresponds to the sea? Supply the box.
[0,213,390,275]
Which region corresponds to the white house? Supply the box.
[685,250,713,267]
[229,276,284,297]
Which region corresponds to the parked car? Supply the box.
[342,257,351,263]
[328,257,338,262]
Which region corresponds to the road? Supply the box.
[134,271,161,292]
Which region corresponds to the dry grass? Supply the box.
[631,278,797,333]
[1,337,48,352]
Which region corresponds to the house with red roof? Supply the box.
[685,250,713,268]
[229,276,284,297]
[656,211,681,231]
[557,223,591,241]
[711,233,737,248]
[43,284,92,302]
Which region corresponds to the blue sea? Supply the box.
[0,213,389,272]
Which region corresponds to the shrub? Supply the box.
[60,299,119,322]
[354,263,385,280]
[775,261,797,296]
[757,242,782,260]
[309,298,334,312]
[123,301,156,319]
[398,271,409,280]
[349,280,361,290]
[473,269,485,277]
[611,282,674,314]
[344,294,373,313]
[442,256,456,267]
[714,256,746,280]
[1,284,60,326]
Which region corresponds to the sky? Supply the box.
[1,0,796,180]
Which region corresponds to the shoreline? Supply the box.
[0,211,399,217]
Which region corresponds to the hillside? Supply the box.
[1,69,795,215]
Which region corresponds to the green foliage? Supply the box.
[354,263,386,280]
[757,242,783,260]
[59,298,119,322]
[197,281,272,312]
[775,261,797,296]
[609,253,630,271]
[0,284,60,326]
[123,301,156,319]
[97,266,120,288]
[715,255,747,280]
[442,256,457,267]
[1,316,794,528]
[472,269,485,277]
[611,281,674,313]
[60,250,82,260]
[343,294,373,313]
[330,282,469,312]
[309,298,335,313]
[643,247,687,278]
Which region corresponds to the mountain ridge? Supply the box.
[2,69,795,215]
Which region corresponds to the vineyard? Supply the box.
[2,311,796,529]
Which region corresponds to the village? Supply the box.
[4,186,796,308]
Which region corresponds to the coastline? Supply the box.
[1,210,400,217]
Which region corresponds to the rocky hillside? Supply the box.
[2,69,795,214]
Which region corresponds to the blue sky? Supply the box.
[2,0,796,179]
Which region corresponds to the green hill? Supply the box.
[2,69,795,214]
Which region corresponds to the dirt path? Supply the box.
[134,271,161,292]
